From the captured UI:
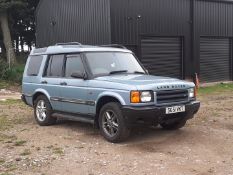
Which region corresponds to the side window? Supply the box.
[27,55,43,76]
[65,55,84,77]
[45,55,64,77]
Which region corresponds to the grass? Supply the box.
[0,115,12,131]
[4,163,17,172]
[20,149,31,156]
[198,83,233,95]
[0,81,11,89]
[0,113,26,132]
[53,147,64,155]
[0,159,5,165]
[0,134,17,143]
[0,99,22,105]
[14,140,27,146]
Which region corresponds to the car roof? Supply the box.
[30,44,132,56]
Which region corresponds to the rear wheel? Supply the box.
[34,95,56,126]
[99,102,130,143]
[160,119,186,130]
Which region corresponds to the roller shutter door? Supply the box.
[200,38,231,82]
[141,37,183,78]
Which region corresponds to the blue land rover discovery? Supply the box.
[22,43,200,143]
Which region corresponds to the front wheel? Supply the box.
[160,119,187,130]
[99,102,130,143]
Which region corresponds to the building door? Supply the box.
[140,36,183,79]
[200,37,231,82]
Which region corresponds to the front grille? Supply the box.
[156,89,188,105]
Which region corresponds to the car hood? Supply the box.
[95,74,195,90]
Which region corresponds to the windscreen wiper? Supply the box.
[134,71,146,74]
[109,70,128,75]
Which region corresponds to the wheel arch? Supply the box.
[32,89,51,106]
[95,93,126,128]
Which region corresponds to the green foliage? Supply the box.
[0,59,24,84]
[0,59,8,79]
[10,0,39,50]
[4,64,24,83]
[14,140,26,146]
[0,0,26,11]
[199,83,233,95]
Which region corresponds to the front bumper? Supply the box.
[122,101,200,126]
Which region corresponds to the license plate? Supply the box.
[166,106,185,114]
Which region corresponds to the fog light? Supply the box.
[189,88,195,98]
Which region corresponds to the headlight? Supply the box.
[140,91,152,102]
[189,88,195,98]
[131,91,153,103]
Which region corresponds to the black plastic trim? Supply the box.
[52,111,95,124]
[122,101,200,126]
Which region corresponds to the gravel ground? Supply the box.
[0,91,233,175]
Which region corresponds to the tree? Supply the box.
[0,0,26,65]
[11,0,39,53]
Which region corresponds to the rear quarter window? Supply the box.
[27,55,43,76]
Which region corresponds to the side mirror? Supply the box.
[71,71,87,79]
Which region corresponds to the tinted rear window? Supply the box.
[45,55,64,77]
[27,56,43,76]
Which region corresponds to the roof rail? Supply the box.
[100,44,127,49]
[55,42,82,46]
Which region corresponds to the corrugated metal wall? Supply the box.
[110,0,190,45]
[36,0,111,47]
[36,0,233,82]
[194,0,233,36]
[141,37,183,78]
[110,0,192,78]
[193,0,233,82]
[200,37,231,82]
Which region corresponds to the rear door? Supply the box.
[41,54,65,111]
[59,54,89,114]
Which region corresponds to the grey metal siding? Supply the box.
[141,37,183,78]
[36,0,111,47]
[194,0,233,36]
[110,0,192,79]
[193,0,233,81]
[110,0,190,45]
[200,37,231,82]
[36,0,233,82]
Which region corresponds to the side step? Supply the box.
[52,112,95,125]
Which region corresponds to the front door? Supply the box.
[60,54,89,114]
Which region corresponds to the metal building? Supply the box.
[36,0,233,83]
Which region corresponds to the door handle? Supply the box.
[60,82,67,86]
[41,80,47,84]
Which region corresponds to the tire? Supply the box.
[160,119,187,130]
[34,95,57,126]
[99,102,130,143]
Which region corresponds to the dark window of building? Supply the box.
[45,55,64,77]
[27,56,43,76]
[65,55,84,77]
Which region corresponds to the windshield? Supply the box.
[85,52,145,76]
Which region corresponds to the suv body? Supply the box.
[22,43,200,142]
